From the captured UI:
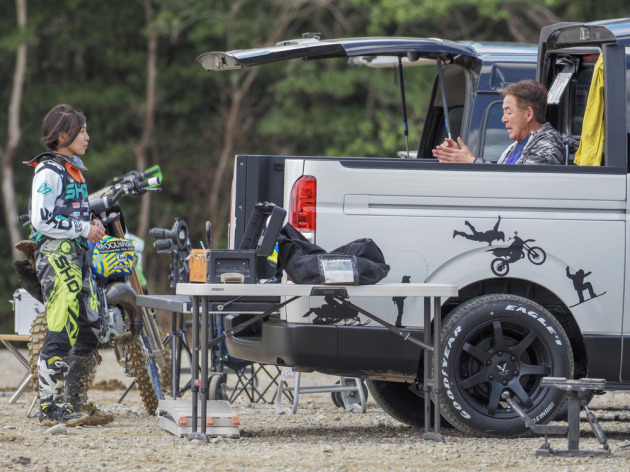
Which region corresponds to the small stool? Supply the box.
[276,367,367,414]
[503,377,609,457]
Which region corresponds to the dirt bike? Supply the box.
[486,232,547,277]
[14,167,166,415]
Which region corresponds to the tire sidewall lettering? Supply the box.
[505,303,563,346]
[439,295,572,436]
[442,326,471,419]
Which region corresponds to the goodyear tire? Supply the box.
[440,294,573,437]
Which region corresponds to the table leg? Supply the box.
[189,296,200,438]
[1,338,33,405]
[200,297,209,438]
[421,297,444,443]
[433,297,442,436]
[9,373,32,405]
[1,339,30,370]
[423,298,431,434]
[171,312,178,399]
[567,391,580,451]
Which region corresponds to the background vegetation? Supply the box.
[0,0,623,330]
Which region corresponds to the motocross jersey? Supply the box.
[27,153,91,244]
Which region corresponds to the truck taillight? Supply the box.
[289,176,316,239]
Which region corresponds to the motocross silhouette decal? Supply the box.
[303,296,370,326]
[393,275,411,327]
[566,267,606,307]
[452,218,606,307]
[486,231,546,276]
[452,217,546,277]
[453,216,505,245]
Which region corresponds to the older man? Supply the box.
[432,79,579,165]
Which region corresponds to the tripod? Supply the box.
[151,218,195,399]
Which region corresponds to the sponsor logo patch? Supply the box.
[37,182,53,195]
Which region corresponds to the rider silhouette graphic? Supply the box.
[393,275,411,327]
[303,296,368,326]
[453,216,505,246]
[566,267,599,304]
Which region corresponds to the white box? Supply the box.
[11,289,44,336]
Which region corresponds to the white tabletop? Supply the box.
[175,282,458,298]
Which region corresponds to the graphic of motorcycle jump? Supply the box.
[453,216,505,246]
[486,231,546,277]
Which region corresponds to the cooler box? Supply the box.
[11,289,44,336]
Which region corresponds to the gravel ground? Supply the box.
[1,348,630,471]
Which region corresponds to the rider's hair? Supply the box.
[502,80,547,123]
[41,104,86,152]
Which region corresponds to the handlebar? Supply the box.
[150,227,176,241]
[90,175,161,214]
[153,239,173,251]
[105,165,162,187]
[150,218,191,253]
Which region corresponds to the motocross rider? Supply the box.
[25,104,112,426]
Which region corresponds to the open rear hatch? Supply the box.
[197,36,480,71]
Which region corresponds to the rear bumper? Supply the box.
[224,318,424,381]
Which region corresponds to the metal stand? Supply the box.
[503,377,609,457]
[162,312,193,398]
[0,335,38,413]
[150,217,194,399]
[276,368,366,414]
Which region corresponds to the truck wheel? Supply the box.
[367,379,438,428]
[440,294,573,437]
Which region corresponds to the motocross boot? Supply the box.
[38,355,91,427]
[64,352,115,425]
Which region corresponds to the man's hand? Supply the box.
[87,219,106,243]
[432,137,476,163]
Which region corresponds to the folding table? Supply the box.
[137,281,458,442]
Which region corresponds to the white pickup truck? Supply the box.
[197,18,629,437]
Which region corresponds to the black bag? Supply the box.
[275,224,390,285]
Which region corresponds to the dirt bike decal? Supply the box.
[485,231,547,277]
[303,296,371,326]
[451,218,547,277]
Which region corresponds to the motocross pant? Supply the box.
[35,238,100,401]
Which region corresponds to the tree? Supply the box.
[1,0,27,261]
[133,0,162,239]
